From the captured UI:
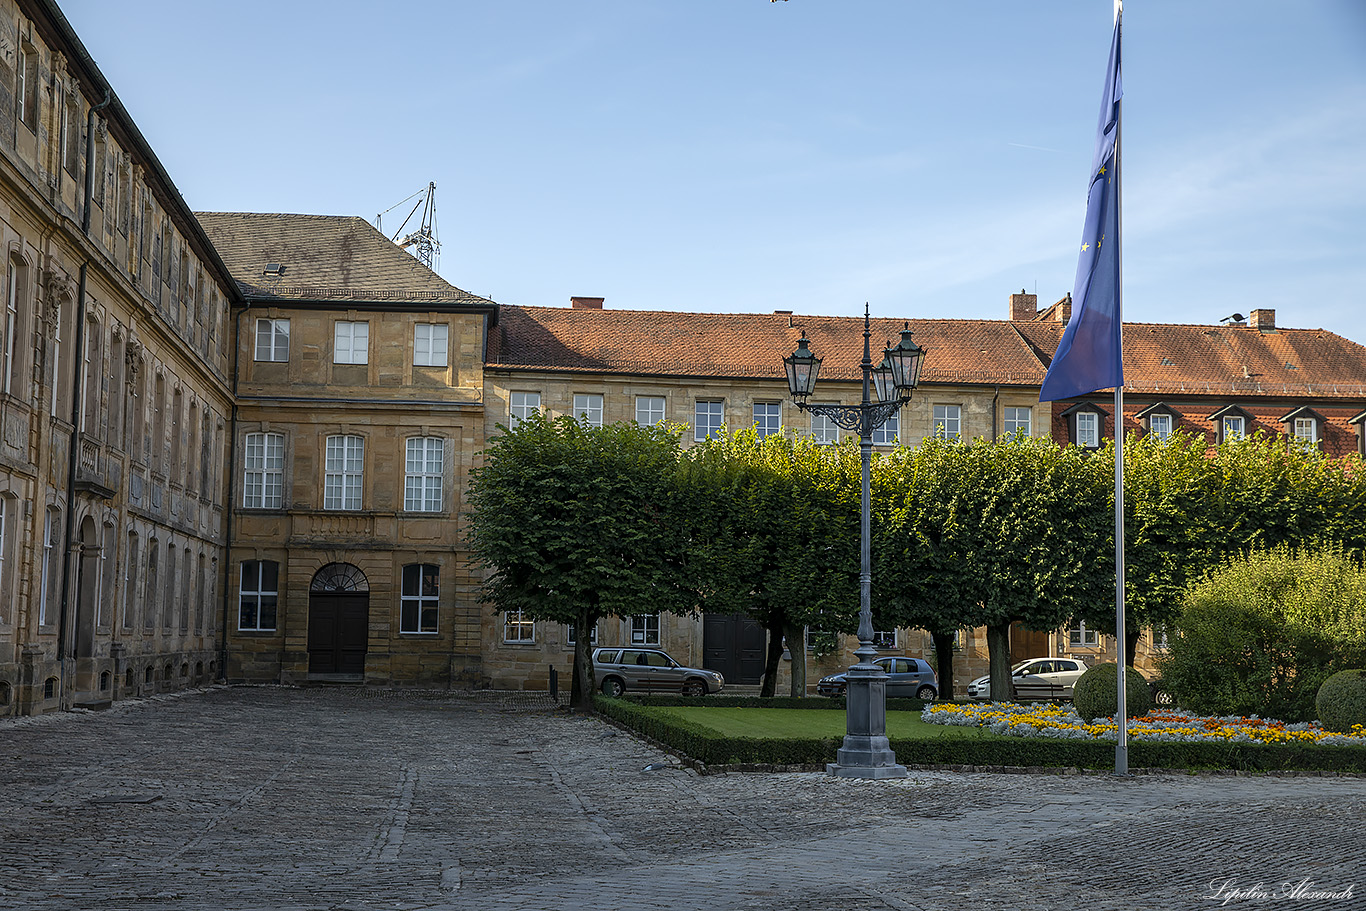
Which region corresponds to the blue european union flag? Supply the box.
[1040,15,1123,403]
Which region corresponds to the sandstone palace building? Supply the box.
[5,0,1366,714]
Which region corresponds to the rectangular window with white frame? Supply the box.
[3,260,18,395]
[630,613,660,645]
[239,560,279,632]
[404,437,444,512]
[1076,412,1099,447]
[567,622,598,646]
[509,392,540,429]
[695,400,724,441]
[254,318,289,362]
[806,628,839,653]
[872,629,897,649]
[400,564,439,634]
[573,394,604,428]
[503,610,534,643]
[243,432,284,509]
[18,41,37,133]
[333,321,369,365]
[811,406,839,445]
[324,435,364,510]
[1223,415,1245,441]
[413,322,449,367]
[1293,417,1317,445]
[1069,621,1100,648]
[871,412,898,446]
[753,402,780,439]
[1149,413,1172,441]
[636,396,665,427]
[40,508,59,626]
[933,405,961,440]
[1003,406,1031,438]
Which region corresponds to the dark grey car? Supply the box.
[816,656,938,700]
[592,647,725,697]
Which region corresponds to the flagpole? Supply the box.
[1112,0,1129,778]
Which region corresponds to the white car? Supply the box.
[966,658,1088,702]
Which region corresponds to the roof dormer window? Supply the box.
[1059,402,1108,449]
[1136,403,1180,442]
[263,263,286,276]
[1207,405,1255,444]
[1279,406,1323,449]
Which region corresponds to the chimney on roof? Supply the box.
[1250,308,1276,330]
[1009,289,1038,321]
[1054,293,1072,324]
[570,296,604,310]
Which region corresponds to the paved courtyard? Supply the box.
[0,686,1361,911]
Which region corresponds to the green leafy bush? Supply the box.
[1072,662,1153,722]
[1160,546,1366,722]
[1317,669,1366,733]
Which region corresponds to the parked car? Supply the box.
[592,647,724,697]
[816,657,939,700]
[966,657,1088,702]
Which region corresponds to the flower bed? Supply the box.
[923,701,1366,746]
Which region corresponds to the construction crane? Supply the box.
[376,182,440,271]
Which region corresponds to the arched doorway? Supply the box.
[74,516,100,658]
[307,563,370,676]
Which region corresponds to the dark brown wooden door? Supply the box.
[308,593,369,675]
[1010,623,1051,665]
[702,613,766,684]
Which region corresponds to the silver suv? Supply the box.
[592,647,724,697]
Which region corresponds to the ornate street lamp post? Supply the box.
[782,304,926,779]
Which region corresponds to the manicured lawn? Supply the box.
[649,706,1004,740]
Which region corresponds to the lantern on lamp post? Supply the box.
[781,306,925,779]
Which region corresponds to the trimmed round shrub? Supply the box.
[1072,662,1153,722]
[1317,669,1366,733]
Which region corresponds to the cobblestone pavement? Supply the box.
[1,686,1362,911]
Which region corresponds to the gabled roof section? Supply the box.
[1134,402,1180,420]
[194,212,493,307]
[1278,405,1325,424]
[487,306,1052,385]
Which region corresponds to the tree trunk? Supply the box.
[760,625,784,697]
[570,607,596,713]
[987,622,1013,703]
[932,630,956,701]
[784,621,807,697]
[1124,627,1142,669]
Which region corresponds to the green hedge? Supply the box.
[611,693,931,712]
[594,698,1366,773]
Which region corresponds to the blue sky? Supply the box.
[63,1,1366,341]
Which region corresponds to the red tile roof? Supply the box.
[488,306,1050,385]
[489,305,1366,398]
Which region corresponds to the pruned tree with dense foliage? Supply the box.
[682,431,857,696]
[877,436,1111,701]
[1078,432,1366,665]
[466,414,694,711]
